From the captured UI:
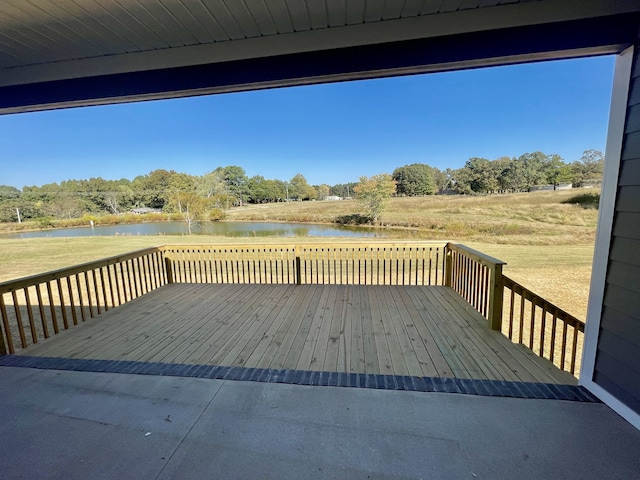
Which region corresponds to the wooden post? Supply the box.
[489,264,504,330]
[444,244,453,287]
[295,246,302,285]
[164,256,174,284]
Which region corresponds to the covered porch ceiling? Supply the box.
[1,0,639,114]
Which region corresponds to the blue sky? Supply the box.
[0,55,615,189]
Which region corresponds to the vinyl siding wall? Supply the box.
[594,41,640,414]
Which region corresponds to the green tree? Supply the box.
[288,174,316,200]
[315,184,330,200]
[542,154,572,188]
[330,183,356,198]
[196,171,226,199]
[571,149,604,187]
[214,166,249,205]
[454,158,499,194]
[392,163,436,196]
[353,174,397,224]
[168,191,209,234]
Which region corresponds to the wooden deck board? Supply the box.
[15,283,577,385]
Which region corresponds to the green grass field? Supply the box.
[0,189,599,320]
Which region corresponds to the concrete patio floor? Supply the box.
[1,366,639,480]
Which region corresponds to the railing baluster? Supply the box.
[518,290,525,344]
[98,267,108,311]
[47,281,59,334]
[539,304,547,357]
[508,289,515,339]
[570,326,580,374]
[92,269,101,315]
[11,290,27,348]
[74,274,85,323]
[35,284,49,339]
[60,278,71,329]
[23,287,37,344]
[550,311,558,363]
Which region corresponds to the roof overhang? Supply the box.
[1,0,639,115]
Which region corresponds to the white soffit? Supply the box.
[0,0,639,87]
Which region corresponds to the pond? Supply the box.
[1,221,390,239]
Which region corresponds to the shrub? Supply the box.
[210,208,225,221]
[334,214,373,225]
[562,193,600,209]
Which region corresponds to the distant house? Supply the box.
[324,196,342,201]
[130,207,161,214]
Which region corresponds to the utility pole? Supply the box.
[16,208,21,223]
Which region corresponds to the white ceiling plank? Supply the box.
[345,0,366,24]
[224,1,262,38]
[326,0,347,27]
[201,0,246,40]
[85,0,158,52]
[0,3,80,53]
[157,0,216,44]
[284,0,311,32]
[401,0,426,17]
[60,0,142,53]
[307,0,329,29]
[0,11,66,57]
[264,0,294,34]
[3,0,118,58]
[185,1,230,41]
[382,0,405,20]
[364,0,385,22]
[89,0,166,51]
[458,0,481,10]
[439,0,462,13]
[113,1,181,47]
[242,0,278,36]
[0,29,49,67]
[420,0,444,14]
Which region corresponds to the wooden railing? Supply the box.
[162,245,297,284]
[162,243,447,286]
[444,243,505,330]
[0,242,585,378]
[0,247,167,355]
[502,275,585,376]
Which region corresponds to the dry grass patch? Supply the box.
[228,189,599,245]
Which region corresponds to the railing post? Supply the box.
[295,246,302,285]
[489,263,504,330]
[444,243,453,287]
[164,256,174,284]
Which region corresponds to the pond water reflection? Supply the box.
[2,221,389,239]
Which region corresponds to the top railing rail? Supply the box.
[160,243,448,287]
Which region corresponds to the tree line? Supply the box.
[0,150,603,224]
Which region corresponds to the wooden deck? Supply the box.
[16,283,577,385]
